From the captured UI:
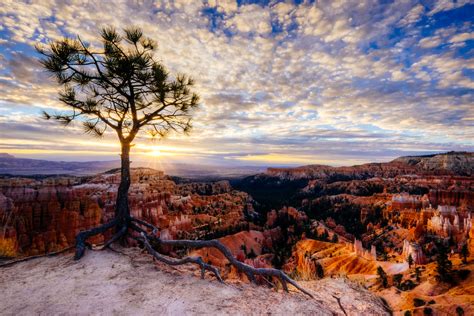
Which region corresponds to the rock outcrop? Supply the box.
[0,168,251,256]
[393,151,474,176]
[266,152,474,180]
[0,248,392,315]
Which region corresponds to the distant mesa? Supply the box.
[0,154,264,179]
[391,151,474,175]
[0,153,15,158]
[265,151,474,179]
[0,153,120,176]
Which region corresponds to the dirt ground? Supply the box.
[0,247,389,315]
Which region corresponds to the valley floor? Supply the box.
[0,247,390,315]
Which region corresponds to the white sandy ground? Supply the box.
[0,248,390,315]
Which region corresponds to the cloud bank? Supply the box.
[0,0,473,166]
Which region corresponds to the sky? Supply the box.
[0,0,473,167]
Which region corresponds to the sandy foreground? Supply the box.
[0,248,389,315]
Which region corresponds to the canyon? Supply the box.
[1,151,473,315]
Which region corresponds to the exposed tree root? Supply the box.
[332,295,347,316]
[72,216,313,298]
[75,218,119,260]
[130,217,314,298]
[100,225,128,250]
[130,217,158,233]
[148,235,313,297]
[141,232,223,282]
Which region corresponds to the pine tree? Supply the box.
[435,242,452,283]
[393,273,403,289]
[320,229,329,241]
[415,266,422,283]
[316,261,324,279]
[377,266,388,288]
[37,27,198,239]
[36,25,313,298]
[461,243,469,264]
[407,253,414,267]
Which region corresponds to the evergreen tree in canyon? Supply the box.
[36,26,312,297]
[407,254,414,268]
[415,267,422,282]
[435,242,452,283]
[461,243,469,264]
[377,266,388,288]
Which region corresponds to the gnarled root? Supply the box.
[75,216,313,298]
[152,235,313,297]
[141,232,223,282]
[130,217,314,298]
[74,218,120,260]
[100,224,128,250]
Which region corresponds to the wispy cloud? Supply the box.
[0,0,472,166]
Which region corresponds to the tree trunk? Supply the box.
[116,141,131,223]
[72,140,313,297]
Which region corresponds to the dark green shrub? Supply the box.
[457,269,470,280]
[413,298,425,307]
[400,279,416,291]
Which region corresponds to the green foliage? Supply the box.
[315,262,324,279]
[399,279,416,291]
[305,197,366,237]
[435,242,453,283]
[320,229,329,241]
[461,243,469,264]
[331,233,339,243]
[456,306,464,316]
[240,244,247,255]
[393,273,403,288]
[404,311,412,316]
[232,177,308,214]
[415,267,422,282]
[457,269,470,281]
[407,254,414,267]
[413,298,425,307]
[377,266,388,288]
[37,26,199,143]
[423,307,433,315]
[248,248,257,259]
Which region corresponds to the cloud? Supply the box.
[427,0,472,16]
[0,0,472,165]
[398,4,425,26]
[450,32,474,43]
[225,4,272,35]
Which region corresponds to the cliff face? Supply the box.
[429,189,474,208]
[0,168,251,257]
[393,152,474,176]
[267,152,474,180]
[267,162,420,181]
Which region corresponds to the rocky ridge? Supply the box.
[266,152,474,180]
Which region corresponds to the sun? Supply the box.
[149,146,161,157]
